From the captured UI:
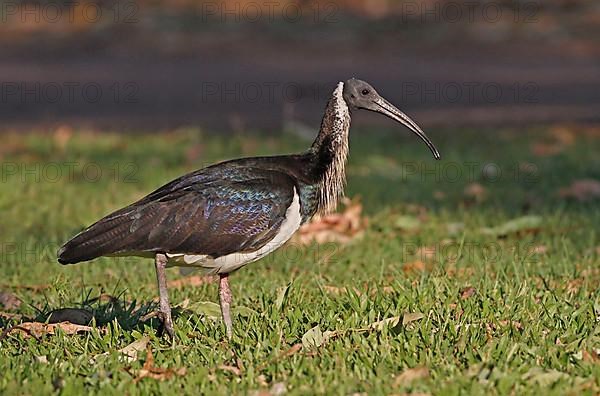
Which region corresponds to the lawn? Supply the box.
[0,126,598,395]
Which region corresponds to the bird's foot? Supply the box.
[157,310,175,339]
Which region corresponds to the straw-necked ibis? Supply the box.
[58,78,441,338]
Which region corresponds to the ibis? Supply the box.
[57,78,441,338]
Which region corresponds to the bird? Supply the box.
[57,78,441,339]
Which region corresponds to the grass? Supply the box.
[0,125,599,395]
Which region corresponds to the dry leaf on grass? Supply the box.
[566,279,583,294]
[403,312,425,325]
[0,311,22,320]
[323,285,347,295]
[250,382,287,396]
[167,275,216,290]
[293,197,367,245]
[446,265,475,279]
[93,336,150,363]
[301,325,341,350]
[218,365,242,376]
[0,291,21,310]
[531,126,576,157]
[370,312,424,331]
[460,286,477,300]
[2,321,96,339]
[402,260,429,274]
[558,179,600,202]
[132,346,186,382]
[497,320,524,331]
[530,245,548,254]
[464,183,487,201]
[53,125,73,150]
[394,366,430,386]
[582,349,600,363]
[370,316,401,331]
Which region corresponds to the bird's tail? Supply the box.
[57,211,136,264]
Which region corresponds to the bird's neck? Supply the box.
[309,82,351,215]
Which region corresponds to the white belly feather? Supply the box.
[166,188,302,275]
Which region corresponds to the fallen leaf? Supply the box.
[460,286,477,300]
[433,190,446,200]
[93,336,150,363]
[402,260,428,274]
[269,382,287,396]
[35,355,49,364]
[293,197,367,245]
[323,285,347,295]
[53,125,73,150]
[481,215,543,237]
[582,349,600,363]
[0,291,20,310]
[302,325,325,349]
[531,126,575,157]
[370,316,401,331]
[446,266,475,279]
[4,321,95,338]
[279,344,302,359]
[402,312,425,325]
[394,366,430,386]
[47,308,93,325]
[531,142,565,157]
[558,179,600,202]
[464,183,487,201]
[132,346,186,382]
[0,311,22,320]
[530,245,548,254]
[218,365,242,376]
[566,279,583,294]
[498,320,524,331]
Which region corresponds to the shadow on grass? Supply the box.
[0,290,190,336]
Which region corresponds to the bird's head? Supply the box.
[343,78,440,160]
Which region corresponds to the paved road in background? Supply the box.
[1,42,598,132]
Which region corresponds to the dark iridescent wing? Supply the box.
[58,168,296,264]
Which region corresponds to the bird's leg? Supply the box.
[218,273,233,339]
[154,253,174,338]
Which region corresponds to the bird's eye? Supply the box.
[361,89,370,95]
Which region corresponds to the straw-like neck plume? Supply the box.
[310,82,351,215]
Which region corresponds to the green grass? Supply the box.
[0,126,599,395]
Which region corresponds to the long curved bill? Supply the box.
[372,97,441,160]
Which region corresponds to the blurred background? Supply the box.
[1,0,599,132]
